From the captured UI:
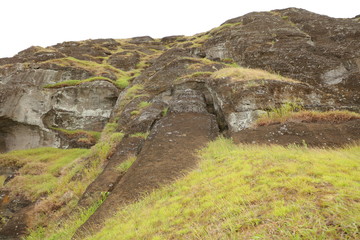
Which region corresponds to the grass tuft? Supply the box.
[211,67,299,83]
[44,57,125,77]
[116,156,136,172]
[43,76,114,89]
[130,110,140,116]
[138,101,151,109]
[209,22,243,35]
[115,76,131,89]
[129,132,149,139]
[161,107,169,117]
[42,56,134,89]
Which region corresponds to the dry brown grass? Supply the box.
[256,110,360,126]
[211,67,299,83]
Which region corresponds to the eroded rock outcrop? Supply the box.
[0,66,119,152]
[0,8,360,239]
[202,8,360,107]
[3,8,358,153]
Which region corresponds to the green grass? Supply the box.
[4,121,125,236]
[86,137,360,240]
[116,156,136,172]
[102,122,118,134]
[125,84,145,99]
[129,132,149,139]
[255,101,302,125]
[130,110,140,116]
[0,148,89,200]
[161,107,169,117]
[27,192,108,240]
[43,57,133,87]
[43,76,115,89]
[129,101,152,116]
[182,57,216,65]
[135,60,150,69]
[25,122,124,238]
[91,127,124,162]
[165,34,211,49]
[43,75,133,90]
[46,57,124,76]
[209,22,243,35]
[113,84,148,119]
[115,75,131,89]
[138,101,151,109]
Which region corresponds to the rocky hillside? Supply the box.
[0,8,359,239]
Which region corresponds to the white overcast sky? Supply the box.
[0,0,358,58]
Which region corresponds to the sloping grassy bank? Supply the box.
[0,148,89,200]
[86,138,360,240]
[1,123,125,238]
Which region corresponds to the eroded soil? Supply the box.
[73,112,219,238]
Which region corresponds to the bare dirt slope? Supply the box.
[73,112,219,238]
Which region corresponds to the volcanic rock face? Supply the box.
[203,8,360,106]
[0,8,359,152]
[0,8,360,239]
[44,81,119,131]
[0,63,119,152]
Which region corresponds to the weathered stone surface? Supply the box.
[169,88,208,113]
[107,51,140,71]
[232,119,360,147]
[202,8,360,105]
[52,39,118,62]
[47,81,119,131]
[134,48,225,93]
[129,36,154,44]
[0,118,58,152]
[207,78,337,132]
[0,67,119,152]
[161,35,187,45]
[1,8,359,152]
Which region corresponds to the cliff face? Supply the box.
[0,67,119,152]
[0,8,360,239]
[0,8,359,153]
[206,8,360,93]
